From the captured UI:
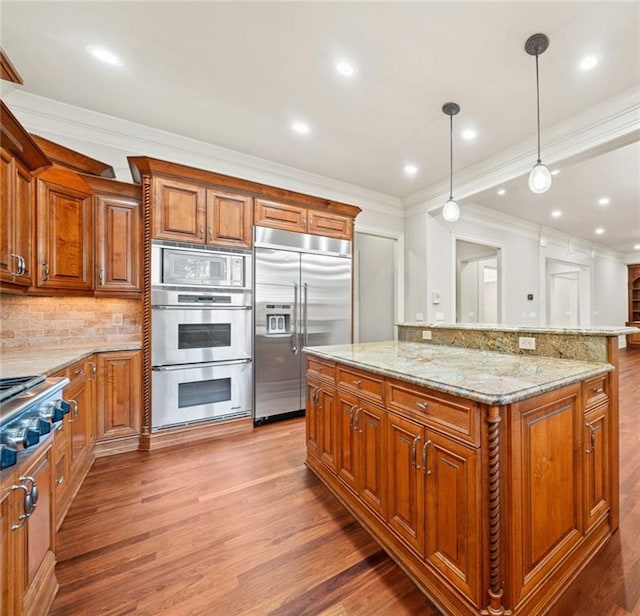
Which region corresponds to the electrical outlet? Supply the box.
[415,312,424,322]
[422,330,432,340]
[519,336,536,350]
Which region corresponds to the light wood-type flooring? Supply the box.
[49,348,640,616]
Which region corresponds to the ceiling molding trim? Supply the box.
[460,203,625,262]
[404,86,640,216]
[3,90,404,218]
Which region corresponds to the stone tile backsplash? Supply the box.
[0,295,141,349]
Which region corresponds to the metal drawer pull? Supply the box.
[56,476,65,485]
[42,262,50,281]
[416,401,429,410]
[353,380,362,387]
[411,435,421,470]
[10,253,21,276]
[592,387,605,394]
[208,226,213,242]
[585,422,600,454]
[422,440,432,475]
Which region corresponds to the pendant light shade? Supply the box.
[525,33,551,194]
[442,101,461,222]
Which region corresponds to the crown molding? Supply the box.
[459,203,624,262]
[404,85,640,215]
[3,89,404,218]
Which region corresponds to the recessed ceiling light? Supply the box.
[551,169,561,176]
[291,121,310,135]
[595,227,605,235]
[404,164,418,176]
[551,210,563,218]
[634,244,640,250]
[598,197,610,206]
[579,55,599,71]
[335,61,355,77]
[461,128,478,141]
[86,45,122,66]
[497,188,506,196]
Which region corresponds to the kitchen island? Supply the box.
[303,340,618,616]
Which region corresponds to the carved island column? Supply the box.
[139,174,152,449]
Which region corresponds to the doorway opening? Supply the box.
[455,239,502,324]
[545,258,590,327]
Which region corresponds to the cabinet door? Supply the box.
[95,195,141,294]
[308,210,352,240]
[358,400,386,519]
[387,413,424,554]
[0,151,33,287]
[254,199,306,233]
[65,368,91,470]
[152,177,205,243]
[305,379,321,458]
[425,431,480,604]
[96,351,141,440]
[206,190,252,249]
[337,391,359,492]
[37,178,93,290]
[0,476,15,616]
[318,385,337,473]
[584,405,609,529]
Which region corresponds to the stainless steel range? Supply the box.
[0,375,70,470]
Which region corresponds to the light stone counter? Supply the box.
[304,340,611,405]
[0,343,142,378]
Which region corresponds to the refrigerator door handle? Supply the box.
[292,282,299,354]
[303,282,309,348]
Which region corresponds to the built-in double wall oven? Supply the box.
[151,242,252,429]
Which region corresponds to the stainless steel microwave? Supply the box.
[151,243,251,289]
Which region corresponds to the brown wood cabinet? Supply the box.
[0,102,50,292]
[95,350,142,443]
[255,198,352,240]
[305,353,616,616]
[207,189,252,249]
[85,176,142,296]
[627,264,640,347]
[1,437,58,616]
[306,376,338,473]
[36,167,93,291]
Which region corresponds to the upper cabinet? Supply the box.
[255,199,352,240]
[83,175,142,296]
[0,102,51,291]
[129,156,361,248]
[36,166,94,291]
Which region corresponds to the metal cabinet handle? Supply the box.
[68,399,78,422]
[56,476,65,486]
[422,440,432,475]
[416,401,429,410]
[88,361,97,378]
[98,268,104,285]
[10,253,21,276]
[349,404,357,430]
[208,226,213,242]
[411,435,421,470]
[585,422,600,454]
[73,368,84,376]
[18,255,26,275]
[592,387,605,394]
[353,380,362,387]
[42,262,50,281]
[200,224,205,239]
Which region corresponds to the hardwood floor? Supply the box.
[50,349,640,616]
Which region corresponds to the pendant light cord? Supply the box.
[449,113,454,200]
[535,53,541,164]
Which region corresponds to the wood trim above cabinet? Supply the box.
[0,48,23,84]
[128,156,362,219]
[0,101,50,172]
[30,135,115,178]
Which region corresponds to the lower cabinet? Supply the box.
[583,403,609,530]
[1,438,57,616]
[96,350,141,443]
[306,376,337,473]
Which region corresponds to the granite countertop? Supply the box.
[304,341,612,405]
[0,343,142,379]
[397,323,639,336]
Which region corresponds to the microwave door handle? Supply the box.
[303,283,308,348]
[291,283,298,355]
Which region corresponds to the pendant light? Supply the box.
[525,33,552,194]
[442,101,461,222]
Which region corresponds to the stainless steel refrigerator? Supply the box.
[253,225,352,423]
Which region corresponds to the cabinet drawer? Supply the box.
[307,357,335,382]
[583,375,608,410]
[386,379,479,445]
[337,366,384,403]
[66,358,88,390]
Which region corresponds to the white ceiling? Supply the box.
[1,1,639,252]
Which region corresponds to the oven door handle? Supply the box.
[152,359,251,371]
[152,306,252,310]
